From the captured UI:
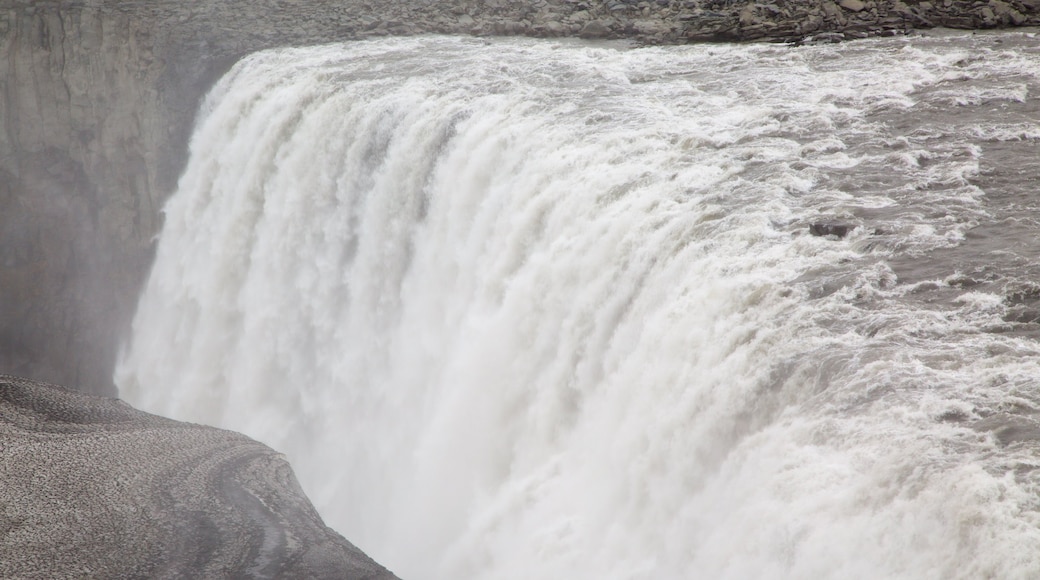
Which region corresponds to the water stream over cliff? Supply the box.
[117,33,1040,579]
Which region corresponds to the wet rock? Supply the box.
[580,19,613,37]
[974,414,1040,446]
[806,31,846,43]
[0,375,398,580]
[809,222,856,238]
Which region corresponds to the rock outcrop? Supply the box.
[0,374,397,579]
[1,0,1038,397]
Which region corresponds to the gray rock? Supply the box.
[806,31,846,43]
[739,5,759,25]
[0,374,398,580]
[839,0,867,12]
[544,20,568,35]
[580,19,613,37]
[820,1,848,23]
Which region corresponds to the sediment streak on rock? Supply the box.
[0,374,397,579]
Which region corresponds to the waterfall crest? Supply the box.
[118,36,1040,579]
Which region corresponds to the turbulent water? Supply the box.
[117,32,1040,579]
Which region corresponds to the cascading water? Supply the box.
[117,33,1040,579]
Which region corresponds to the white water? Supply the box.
[117,34,1040,579]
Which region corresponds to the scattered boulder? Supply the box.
[839,0,867,12]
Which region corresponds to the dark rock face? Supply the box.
[0,374,398,579]
[809,222,856,238]
[1,1,1039,396]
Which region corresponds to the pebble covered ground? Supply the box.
[0,375,398,578]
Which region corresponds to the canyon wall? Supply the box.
[1,0,1038,396]
[2,5,160,394]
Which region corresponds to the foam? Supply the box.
[118,35,1040,579]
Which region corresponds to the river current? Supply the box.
[117,31,1040,579]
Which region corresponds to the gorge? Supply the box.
[5,1,1040,578]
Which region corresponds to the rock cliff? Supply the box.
[0,374,398,579]
[0,0,1038,395]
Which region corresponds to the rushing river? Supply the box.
[117,31,1040,579]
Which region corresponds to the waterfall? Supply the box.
[117,35,1040,579]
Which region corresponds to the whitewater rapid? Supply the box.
[117,33,1040,579]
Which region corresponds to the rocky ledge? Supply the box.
[0,374,397,579]
[66,0,1040,46]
